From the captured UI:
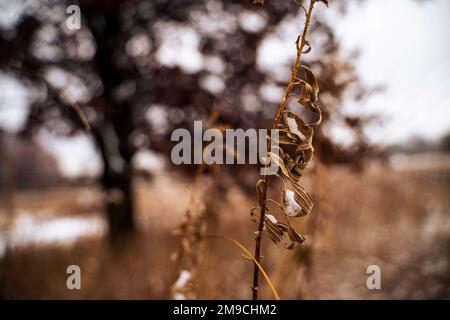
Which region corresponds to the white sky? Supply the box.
[0,0,449,177]
[0,73,30,133]
[258,0,450,144]
[327,0,450,144]
[36,131,102,179]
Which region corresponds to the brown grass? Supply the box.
[1,162,449,299]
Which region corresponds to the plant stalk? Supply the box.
[251,0,316,300]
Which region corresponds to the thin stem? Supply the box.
[205,234,280,300]
[251,0,316,300]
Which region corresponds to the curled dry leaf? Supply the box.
[286,225,306,249]
[254,61,322,248]
[264,213,289,244]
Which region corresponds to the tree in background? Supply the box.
[0,0,372,242]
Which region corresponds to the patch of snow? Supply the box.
[0,211,107,258]
[286,117,306,141]
[284,189,302,217]
[173,270,191,290]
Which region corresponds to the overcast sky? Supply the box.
[328,0,450,144]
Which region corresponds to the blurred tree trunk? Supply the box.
[92,125,135,243]
[82,1,137,243]
[104,166,135,243]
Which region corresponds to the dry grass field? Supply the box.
[1,157,449,299]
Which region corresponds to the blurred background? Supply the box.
[0,0,449,299]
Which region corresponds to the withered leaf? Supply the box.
[286,225,306,249]
[250,1,325,253]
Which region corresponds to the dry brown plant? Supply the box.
[250,0,328,300]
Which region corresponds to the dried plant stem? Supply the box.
[169,163,207,299]
[204,234,280,300]
[170,110,224,298]
[252,0,317,300]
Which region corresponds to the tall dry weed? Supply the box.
[250,0,327,300]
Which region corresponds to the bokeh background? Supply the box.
[0,0,449,299]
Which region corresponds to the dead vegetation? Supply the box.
[1,161,449,299]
